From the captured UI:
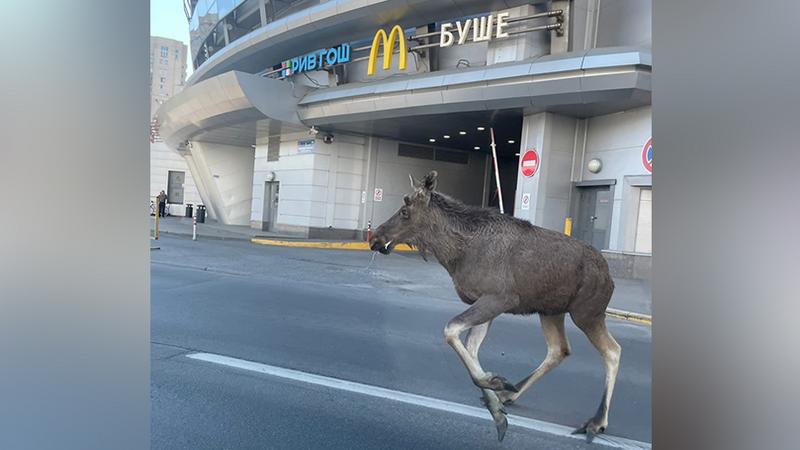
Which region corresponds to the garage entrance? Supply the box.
[324,109,523,214]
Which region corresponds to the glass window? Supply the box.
[160,46,168,57]
[206,0,218,17]
[218,0,237,18]
[196,0,208,16]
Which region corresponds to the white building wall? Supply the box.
[149,141,201,216]
[581,105,652,251]
[187,141,255,225]
[251,132,368,235]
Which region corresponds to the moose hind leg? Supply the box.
[571,315,621,443]
[499,313,571,405]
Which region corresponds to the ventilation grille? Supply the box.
[398,143,434,160]
[398,143,469,165]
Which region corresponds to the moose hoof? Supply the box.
[572,418,607,443]
[491,408,508,442]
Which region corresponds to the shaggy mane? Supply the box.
[429,191,530,233]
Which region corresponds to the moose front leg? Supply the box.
[465,320,511,441]
[444,297,517,392]
[444,296,517,441]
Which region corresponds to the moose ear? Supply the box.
[408,173,419,189]
[403,195,412,206]
[422,170,438,191]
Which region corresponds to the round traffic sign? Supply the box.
[520,149,539,177]
[642,138,653,173]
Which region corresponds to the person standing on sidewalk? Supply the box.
[157,190,168,217]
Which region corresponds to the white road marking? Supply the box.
[186,352,651,450]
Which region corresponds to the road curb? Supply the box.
[152,229,253,242]
[251,238,416,252]
[606,308,652,325]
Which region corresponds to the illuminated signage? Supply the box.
[440,13,510,47]
[365,14,512,76]
[367,25,407,76]
[283,44,351,76]
[270,11,560,79]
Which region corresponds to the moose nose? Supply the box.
[369,237,383,252]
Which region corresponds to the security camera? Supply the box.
[308,126,319,136]
[322,133,335,144]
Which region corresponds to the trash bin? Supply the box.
[196,205,206,223]
[185,204,193,217]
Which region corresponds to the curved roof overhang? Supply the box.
[297,47,652,127]
[156,71,308,149]
[187,0,538,86]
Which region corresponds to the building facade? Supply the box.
[159,0,652,264]
[150,36,201,216]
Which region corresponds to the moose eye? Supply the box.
[400,207,409,219]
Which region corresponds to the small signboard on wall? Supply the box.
[520,193,531,210]
[373,188,383,202]
[298,139,315,154]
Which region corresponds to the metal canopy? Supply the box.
[156,70,308,149]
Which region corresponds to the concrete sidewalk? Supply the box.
[151,216,282,240]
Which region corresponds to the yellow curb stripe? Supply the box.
[606,311,652,326]
[251,238,415,252]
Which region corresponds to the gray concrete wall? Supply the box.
[580,105,651,250]
[513,112,577,232]
[595,0,651,48]
[369,139,487,226]
[570,0,651,51]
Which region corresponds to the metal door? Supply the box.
[575,186,613,249]
[262,181,280,231]
[167,171,185,204]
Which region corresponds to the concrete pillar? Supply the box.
[184,141,255,226]
[513,112,577,232]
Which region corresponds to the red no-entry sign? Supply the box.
[642,137,653,173]
[520,149,539,177]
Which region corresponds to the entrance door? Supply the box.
[575,186,613,249]
[262,181,280,231]
[167,171,185,204]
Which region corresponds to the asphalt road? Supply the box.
[151,235,651,449]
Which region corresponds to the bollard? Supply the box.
[192,215,197,241]
[154,196,159,240]
[563,217,572,236]
[366,220,372,242]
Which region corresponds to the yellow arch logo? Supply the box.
[367,25,407,76]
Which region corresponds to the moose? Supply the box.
[369,171,621,443]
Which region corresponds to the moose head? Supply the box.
[369,170,438,255]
